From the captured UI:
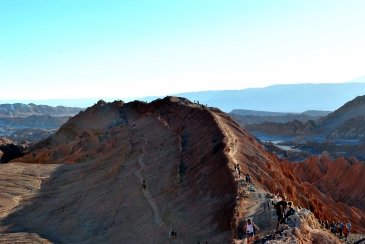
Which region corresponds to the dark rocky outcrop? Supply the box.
[0,138,24,163]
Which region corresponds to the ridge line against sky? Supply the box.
[1,0,365,100]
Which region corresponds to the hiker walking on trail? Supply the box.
[142,180,147,190]
[275,196,287,231]
[338,221,344,237]
[244,218,259,244]
[245,174,251,184]
[264,198,271,211]
[330,221,337,234]
[234,164,241,176]
[344,221,351,240]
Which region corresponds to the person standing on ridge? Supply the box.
[275,195,287,232]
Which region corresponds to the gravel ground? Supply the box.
[338,234,365,244]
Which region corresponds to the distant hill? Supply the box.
[237,95,365,139]
[0,103,82,118]
[230,109,330,117]
[0,103,82,143]
[318,95,365,137]
[0,115,70,129]
[302,110,331,117]
[230,109,330,125]
[230,109,293,117]
[173,82,365,112]
[235,95,365,159]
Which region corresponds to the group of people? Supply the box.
[319,220,352,240]
[242,193,354,243]
[233,163,251,185]
[274,195,296,232]
[242,195,296,243]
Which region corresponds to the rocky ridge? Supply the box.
[0,97,363,243]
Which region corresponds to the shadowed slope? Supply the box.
[1,97,236,243]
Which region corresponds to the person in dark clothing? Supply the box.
[142,180,147,190]
[245,174,251,183]
[275,196,287,231]
[284,201,295,223]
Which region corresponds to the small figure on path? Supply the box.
[142,180,147,190]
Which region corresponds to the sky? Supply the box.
[1,0,365,101]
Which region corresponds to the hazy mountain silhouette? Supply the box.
[173,82,365,112]
[3,79,365,113]
[230,109,330,125]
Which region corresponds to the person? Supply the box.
[336,221,343,237]
[275,196,287,231]
[142,180,147,190]
[338,221,344,237]
[345,221,351,240]
[246,174,251,184]
[325,220,330,230]
[244,218,259,244]
[343,223,349,240]
[234,164,241,176]
[170,231,177,239]
[330,221,336,234]
[284,201,295,223]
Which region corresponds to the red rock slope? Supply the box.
[0,97,364,243]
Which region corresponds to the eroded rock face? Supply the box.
[266,209,341,244]
[0,97,364,243]
[291,154,365,221]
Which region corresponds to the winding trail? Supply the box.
[134,147,162,225]
[213,113,275,243]
[133,136,162,226]
[132,133,183,243]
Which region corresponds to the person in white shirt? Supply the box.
[244,218,260,244]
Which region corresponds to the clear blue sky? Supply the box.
[1,0,364,101]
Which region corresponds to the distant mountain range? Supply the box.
[0,104,82,143]
[2,80,365,113]
[230,109,330,117]
[0,103,82,118]
[229,109,330,125]
[172,82,365,112]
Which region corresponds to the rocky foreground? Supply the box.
[0,97,364,243]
